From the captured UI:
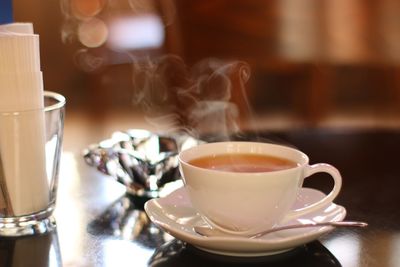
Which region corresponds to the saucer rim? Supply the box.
[145,187,346,257]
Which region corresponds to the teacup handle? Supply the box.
[283,163,342,222]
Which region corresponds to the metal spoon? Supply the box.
[194,221,368,239]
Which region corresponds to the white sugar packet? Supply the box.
[0,23,48,216]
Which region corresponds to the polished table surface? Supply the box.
[1,123,400,267]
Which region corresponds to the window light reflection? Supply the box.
[107,15,165,50]
[324,234,361,266]
[54,152,86,262]
[103,239,154,267]
[390,233,400,267]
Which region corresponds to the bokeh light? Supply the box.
[78,17,108,48]
[71,0,105,19]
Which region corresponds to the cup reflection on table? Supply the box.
[148,239,342,267]
[0,91,65,237]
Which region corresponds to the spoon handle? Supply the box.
[194,221,368,239]
[250,221,368,239]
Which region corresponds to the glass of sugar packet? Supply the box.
[0,91,65,236]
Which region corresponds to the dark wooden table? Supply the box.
[1,128,399,267]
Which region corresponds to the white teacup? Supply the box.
[178,141,342,236]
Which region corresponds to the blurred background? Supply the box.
[13,0,400,140]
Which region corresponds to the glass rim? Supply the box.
[0,91,65,115]
[44,91,66,112]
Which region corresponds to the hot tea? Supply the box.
[188,153,298,173]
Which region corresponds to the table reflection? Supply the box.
[0,231,62,267]
[87,194,172,246]
[148,239,342,267]
[324,232,361,267]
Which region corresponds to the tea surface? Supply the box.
[189,153,297,173]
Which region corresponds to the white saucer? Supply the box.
[144,187,346,257]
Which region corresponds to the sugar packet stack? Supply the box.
[0,23,48,216]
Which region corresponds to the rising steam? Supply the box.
[130,55,252,139]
